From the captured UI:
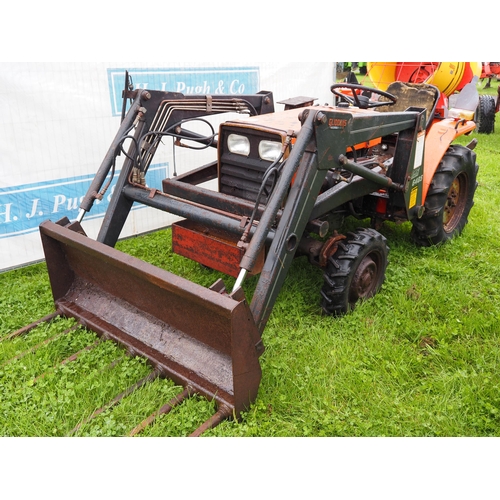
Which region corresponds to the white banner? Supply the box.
[0,62,335,271]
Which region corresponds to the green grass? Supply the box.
[1,81,499,437]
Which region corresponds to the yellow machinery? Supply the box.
[367,62,482,96]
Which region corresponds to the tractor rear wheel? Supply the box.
[475,94,496,134]
[411,145,478,247]
[320,227,389,316]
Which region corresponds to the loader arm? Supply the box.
[248,107,424,332]
[78,89,275,245]
[86,105,425,336]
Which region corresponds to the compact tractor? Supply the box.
[10,74,479,435]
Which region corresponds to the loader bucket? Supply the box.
[39,219,262,419]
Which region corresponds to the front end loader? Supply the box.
[9,78,479,435]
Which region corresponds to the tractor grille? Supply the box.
[218,126,285,204]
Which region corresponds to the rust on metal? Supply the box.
[40,219,262,420]
[8,83,465,436]
[68,370,161,436]
[319,233,347,268]
[128,387,191,436]
[172,219,264,278]
[2,311,61,342]
[33,340,101,383]
[189,405,233,437]
[0,323,80,368]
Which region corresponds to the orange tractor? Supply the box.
[8,70,480,434]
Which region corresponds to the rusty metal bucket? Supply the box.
[39,219,262,427]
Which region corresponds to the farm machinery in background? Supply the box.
[478,63,500,133]
[366,62,498,134]
[480,62,500,88]
[8,70,480,435]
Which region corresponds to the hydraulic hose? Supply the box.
[78,90,150,216]
[238,111,316,274]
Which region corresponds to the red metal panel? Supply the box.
[172,219,264,278]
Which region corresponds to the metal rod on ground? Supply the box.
[128,387,191,436]
[68,370,160,436]
[0,324,81,368]
[2,311,61,342]
[32,340,101,383]
[189,405,233,437]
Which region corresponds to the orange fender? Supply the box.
[422,119,476,202]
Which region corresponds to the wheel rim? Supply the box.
[349,255,379,302]
[443,172,468,232]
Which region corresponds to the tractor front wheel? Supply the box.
[411,145,478,247]
[320,227,389,316]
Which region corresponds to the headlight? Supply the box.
[259,140,282,162]
[227,134,250,156]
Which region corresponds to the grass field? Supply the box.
[1,78,499,438]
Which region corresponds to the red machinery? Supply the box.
[368,62,497,133]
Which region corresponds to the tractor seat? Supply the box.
[376,81,439,129]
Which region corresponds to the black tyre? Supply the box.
[320,228,389,316]
[475,94,496,134]
[411,145,478,247]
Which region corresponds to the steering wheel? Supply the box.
[330,83,397,109]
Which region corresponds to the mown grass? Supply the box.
[1,81,499,437]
